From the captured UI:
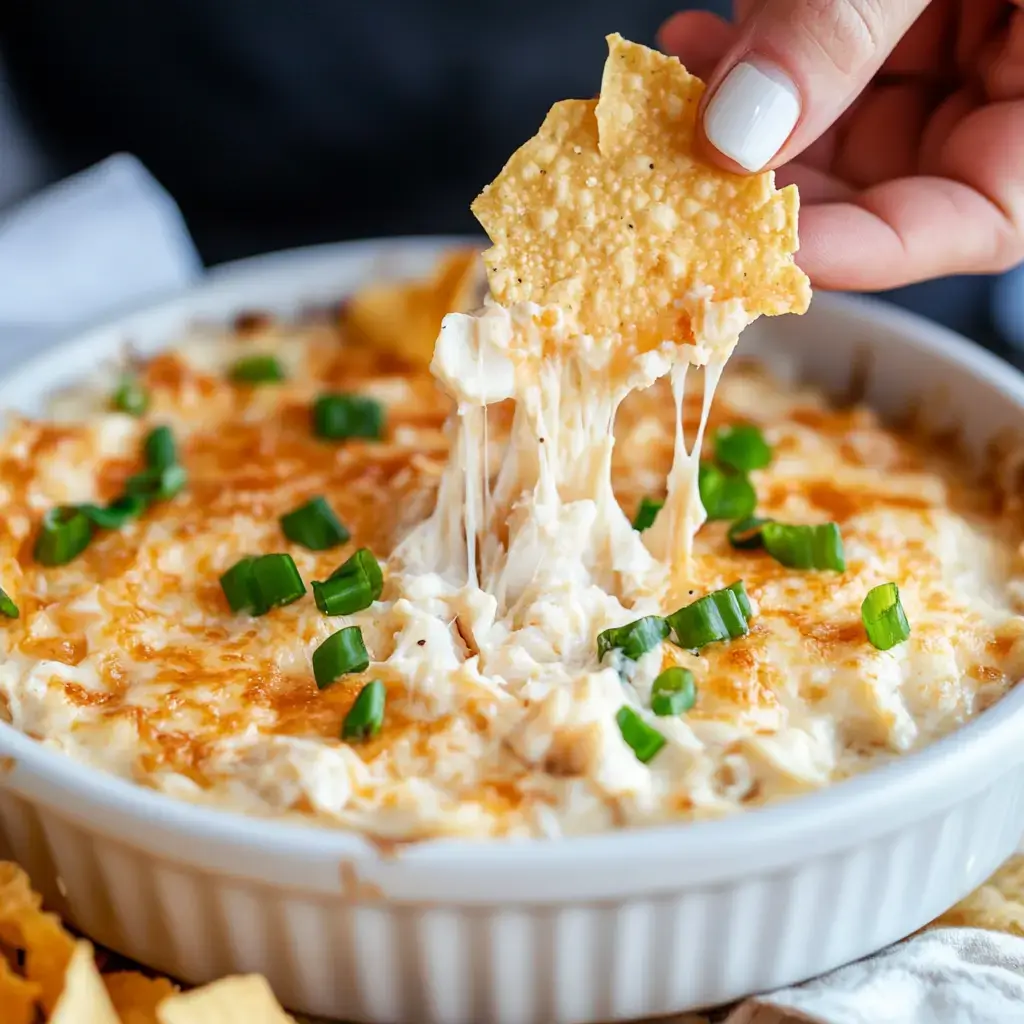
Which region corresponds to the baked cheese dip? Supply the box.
[2,37,1023,841]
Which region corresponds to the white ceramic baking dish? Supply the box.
[1,237,1024,1024]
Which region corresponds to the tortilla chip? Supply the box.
[0,953,39,1024]
[0,862,75,1012]
[49,941,120,1024]
[157,975,294,1024]
[344,248,480,366]
[472,33,810,349]
[104,971,178,1024]
[932,854,1024,935]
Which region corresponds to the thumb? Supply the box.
[699,0,929,172]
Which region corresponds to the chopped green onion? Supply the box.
[111,377,149,416]
[79,495,148,530]
[632,497,663,533]
[313,548,384,616]
[616,706,666,764]
[280,496,350,551]
[230,354,286,384]
[651,667,696,717]
[862,582,911,651]
[251,553,306,610]
[698,463,757,521]
[35,507,93,566]
[667,581,751,650]
[144,425,177,472]
[220,553,306,615]
[725,579,753,619]
[714,424,772,472]
[125,464,188,502]
[597,615,669,663]
[313,625,370,689]
[342,679,386,741]
[220,557,262,614]
[313,393,385,441]
[761,522,846,572]
[727,516,771,550]
[0,586,18,619]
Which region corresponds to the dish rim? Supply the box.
[1,235,1023,884]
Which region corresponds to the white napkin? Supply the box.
[0,152,201,374]
[722,929,1024,1024]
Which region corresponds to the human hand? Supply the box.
[659,1,1024,290]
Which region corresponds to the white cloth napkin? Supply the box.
[0,152,201,374]
[3,156,1024,1024]
[722,928,1024,1024]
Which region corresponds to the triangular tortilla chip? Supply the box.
[472,33,809,349]
[104,971,178,1024]
[49,941,120,1024]
[157,975,294,1024]
[345,248,480,365]
[0,862,75,1012]
[0,953,39,1024]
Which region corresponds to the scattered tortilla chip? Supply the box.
[157,975,294,1024]
[472,33,810,350]
[344,248,480,366]
[0,953,40,1024]
[932,854,1024,935]
[0,861,75,1012]
[49,941,120,1024]
[104,971,178,1024]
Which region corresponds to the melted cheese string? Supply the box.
[399,301,747,634]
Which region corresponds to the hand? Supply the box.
[659,1,1024,291]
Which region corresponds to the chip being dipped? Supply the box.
[472,33,810,352]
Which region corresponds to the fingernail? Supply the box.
[704,60,801,172]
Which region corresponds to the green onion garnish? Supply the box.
[144,425,177,472]
[34,507,93,566]
[313,548,384,616]
[280,496,350,551]
[698,463,757,521]
[313,625,370,689]
[111,377,149,416]
[632,497,663,533]
[727,516,771,549]
[861,582,911,651]
[313,393,385,441]
[79,495,148,530]
[651,667,696,716]
[616,706,666,764]
[125,464,188,502]
[597,615,669,663]
[342,679,386,741]
[714,424,772,472]
[761,522,846,572]
[0,586,18,619]
[230,355,286,384]
[125,425,187,502]
[219,553,306,615]
[667,581,751,650]
[220,557,262,614]
[251,553,306,610]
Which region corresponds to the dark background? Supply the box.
[0,0,1006,349]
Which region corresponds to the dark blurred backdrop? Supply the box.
[0,0,1007,349]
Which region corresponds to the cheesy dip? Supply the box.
[2,37,1024,842]
[0,305,1022,840]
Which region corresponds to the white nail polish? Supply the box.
[704,61,801,172]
